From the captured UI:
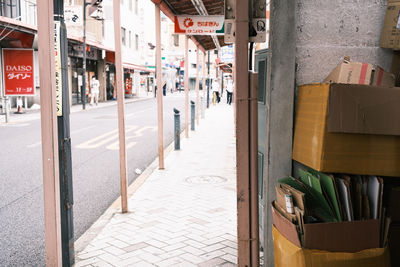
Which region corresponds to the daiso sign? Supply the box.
[2,49,35,96]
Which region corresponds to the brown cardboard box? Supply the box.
[371,66,396,87]
[293,83,400,176]
[381,0,400,49]
[324,58,373,85]
[272,203,381,252]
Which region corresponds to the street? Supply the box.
[0,93,190,266]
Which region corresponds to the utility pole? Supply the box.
[82,0,87,110]
[207,50,210,108]
[54,0,74,265]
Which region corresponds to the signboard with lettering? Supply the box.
[64,5,83,26]
[220,45,234,63]
[54,21,62,116]
[174,15,224,35]
[2,48,35,96]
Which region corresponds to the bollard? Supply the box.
[190,100,195,131]
[201,96,205,119]
[174,108,180,150]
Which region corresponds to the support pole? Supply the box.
[113,0,128,213]
[155,4,164,169]
[207,51,210,108]
[235,0,252,265]
[82,0,86,110]
[195,46,200,125]
[54,0,74,265]
[184,35,189,138]
[37,0,62,265]
[202,52,206,116]
[174,108,180,150]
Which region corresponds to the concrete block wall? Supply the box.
[295,0,392,85]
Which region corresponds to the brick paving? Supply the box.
[75,104,237,267]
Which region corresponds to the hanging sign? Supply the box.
[174,15,224,35]
[2,49,35,96]
[54,21,62,116]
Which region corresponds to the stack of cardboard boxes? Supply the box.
[272,1,400,265]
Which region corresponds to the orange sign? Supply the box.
[174,15,224,35]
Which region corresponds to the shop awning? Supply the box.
[67,34,113,52]
[123,62,155,73]
[0,16,36,48]
[151,0,226,51]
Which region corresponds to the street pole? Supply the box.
[184,35,189,138]
[37,0,62,265]
[113,0,128,213]
[207,50,210,108]
[202,52,206,116]
[82,0,87,110]
[155,4,164,169]
[195,46,200,125]
[54,0,74,265]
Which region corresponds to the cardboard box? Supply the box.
[272,226,391,267]
[324,58,373,85]
[293,83,400,176]
[324,57,394,87]
[371,66,396,87]
[272,203,381,252]
[381,0,400,49]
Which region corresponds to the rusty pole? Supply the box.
[155,4,165,169]
[184,35,189,138]
[37,0,62,265]
[195,46,200,125]
[235,0,252,265]
[113,0,128,213]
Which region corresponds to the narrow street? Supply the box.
[0,94,189,266]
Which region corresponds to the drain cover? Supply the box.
[185,175,227,184]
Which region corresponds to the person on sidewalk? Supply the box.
[212,78,220,105]
[90,76,100,105]
[226,78,233,105]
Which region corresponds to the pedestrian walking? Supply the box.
[212,78,220,105]
[226,78,233,105]
[90,76,100,105]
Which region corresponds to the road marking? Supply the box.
[105,126,157,150]
[126,108,154,118]
[27,141,41,148]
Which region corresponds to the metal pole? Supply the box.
[174,108,180,150]
[54,0,74,265]
[235,0,252,265]
[202,52,206,117]
[207,50,210,108]
[155,4,164,169]
[190,100,195,131]
[37,0,62,265]
[195,46,200,125]
[113,0,128,213]
[82,0,86,110]
[184,35,189,138]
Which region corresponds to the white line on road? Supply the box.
[71,125,96,135]
[27,141,41,148]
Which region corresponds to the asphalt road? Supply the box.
[0,93,190,266]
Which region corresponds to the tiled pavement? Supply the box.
[75,104,237,267]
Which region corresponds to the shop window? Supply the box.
[129,0,132,11]
[129,30,132,48]
[135,0,138,15]
[135,34,138,50]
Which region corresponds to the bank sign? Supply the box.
[2,49,35,96]
[174,15,224,35]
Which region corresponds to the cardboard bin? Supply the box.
[293,83,400,176]
[381,0,400,50]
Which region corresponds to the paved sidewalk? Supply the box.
[75,104,237,267]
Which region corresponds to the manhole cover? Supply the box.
[185,175,227,184]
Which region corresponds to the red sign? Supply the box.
[2,49,35,96]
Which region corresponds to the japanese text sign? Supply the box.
[2,49,35,96]
[174,15,224,35]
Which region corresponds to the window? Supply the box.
[135,0,138,14]
[129,31,132,48]
[129,0,132,11]
[173,34,179,47]
[0,0,21,19]
[121,27,126,46]
[135,34,139,50]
